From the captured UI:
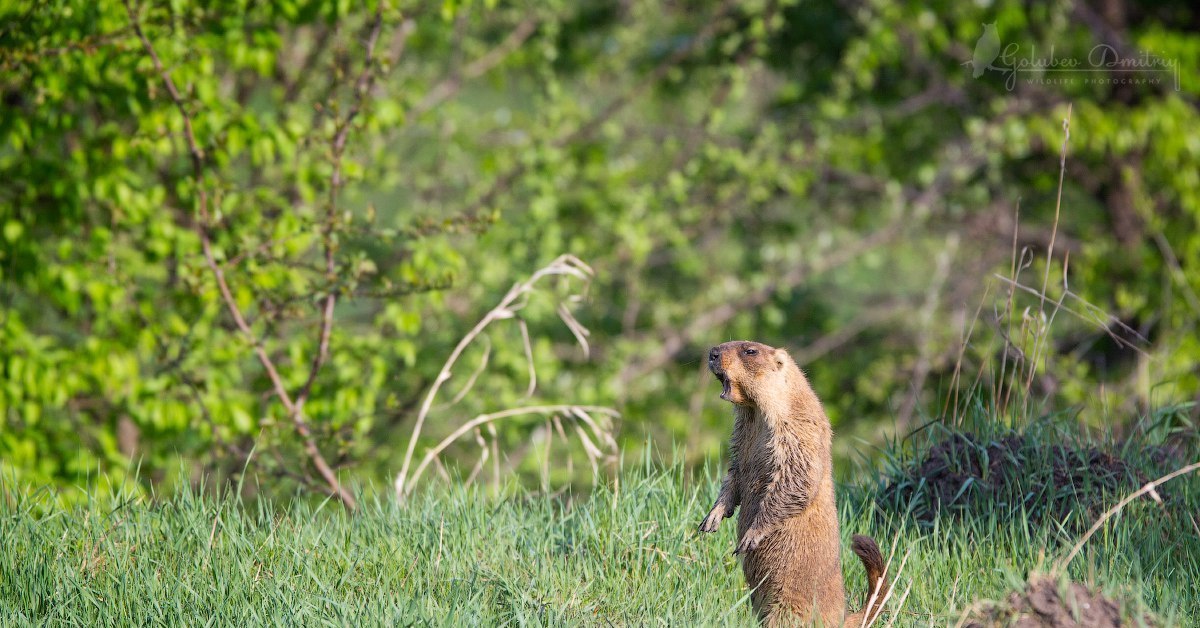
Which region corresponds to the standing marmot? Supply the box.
[698,340,889,626]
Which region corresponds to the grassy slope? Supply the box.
[2,426,1197,626]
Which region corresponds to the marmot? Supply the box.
[698,340,889,626]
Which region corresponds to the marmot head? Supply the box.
[707,340,794,406]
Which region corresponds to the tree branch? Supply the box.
[124,0,357,510]
[294,5,389,413]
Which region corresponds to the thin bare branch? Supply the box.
[880,581,914,628]
[571,407,618,456]
[997,199,1022,416]
[943,284,992,426]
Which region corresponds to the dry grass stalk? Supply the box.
[1057,459,1200,574]
[395,255,618,499]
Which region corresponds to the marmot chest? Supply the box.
[735,412,777,506]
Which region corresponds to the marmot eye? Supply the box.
[744,348,758,356]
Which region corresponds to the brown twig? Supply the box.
[123,0,358,510]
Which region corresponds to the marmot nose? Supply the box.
[709,348,720,362]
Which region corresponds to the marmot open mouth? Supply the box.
[715,373,732,400]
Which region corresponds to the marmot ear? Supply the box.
[774,349,789,370]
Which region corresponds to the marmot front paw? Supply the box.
[733,526,769,554]
[698,503,727,533]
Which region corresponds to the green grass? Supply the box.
[2,424,1197,626]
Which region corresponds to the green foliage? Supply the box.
[3,0,1200,497]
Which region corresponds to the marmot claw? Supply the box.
[698,504,726,533]
[734,527,767,554]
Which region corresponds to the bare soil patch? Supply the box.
[963,577,1141,627]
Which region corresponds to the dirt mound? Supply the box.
[880,432,1156,524]
[963,578,1133,627]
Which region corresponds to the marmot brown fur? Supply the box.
[698,340,890,626]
